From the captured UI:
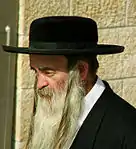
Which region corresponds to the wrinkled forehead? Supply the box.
[29,54,68,70]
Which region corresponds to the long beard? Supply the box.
[27,67,85,149]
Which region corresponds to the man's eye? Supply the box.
[44,70,55,76]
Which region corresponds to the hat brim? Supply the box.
[2,44,124,55]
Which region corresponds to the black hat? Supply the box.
[2,16,124,55]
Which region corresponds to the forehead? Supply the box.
[29,54,68,69]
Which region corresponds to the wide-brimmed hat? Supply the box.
[2,16,124,55]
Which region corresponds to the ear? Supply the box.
[77,61,89,81]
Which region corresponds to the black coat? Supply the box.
[70,81,136,149]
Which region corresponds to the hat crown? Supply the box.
[29,16,98,43]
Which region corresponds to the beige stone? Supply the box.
[71,0,126,28]
[17,53,35,89]
[18,0,25,35]
[98,28,119,44]
[98,27,136,79]
[122,53,136,78]
[98,28,123,79]
[18,35,29,47]
[17,35,35,89]
[23,0,70,35]
[13,140,26,149]
[14,88,34,141]
[99,27,136,54]
[106,79,123,97]
[127,0,136,26]
[118,27,136,54]
[122,78,136,108]
[98,54,123,80]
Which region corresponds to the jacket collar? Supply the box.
[70,81,114,149]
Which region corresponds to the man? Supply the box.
[2,16,136,149]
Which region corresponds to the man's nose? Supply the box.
[37,74,49,89]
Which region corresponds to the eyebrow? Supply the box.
[38,66,55,71]
[30,66,55,71]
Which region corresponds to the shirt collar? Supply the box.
[78,77,105,127]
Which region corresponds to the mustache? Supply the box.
[37,87,54,98]
[36,81,68,99]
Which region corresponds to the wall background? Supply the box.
[14,0,136,148]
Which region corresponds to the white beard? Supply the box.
[27,67,85,149]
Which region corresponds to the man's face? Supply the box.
[30,54,69,91]
[28,54,86,149]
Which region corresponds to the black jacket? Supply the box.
[70,81,136,149]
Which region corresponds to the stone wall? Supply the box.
[14,0,136,148]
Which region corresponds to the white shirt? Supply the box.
[68,77,105,149]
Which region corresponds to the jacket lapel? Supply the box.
[70,81,113,149]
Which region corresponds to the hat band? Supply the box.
[29,42,97,49]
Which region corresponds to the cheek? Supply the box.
[49,72,68,90]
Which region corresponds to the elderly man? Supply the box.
[2,16,136,149]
